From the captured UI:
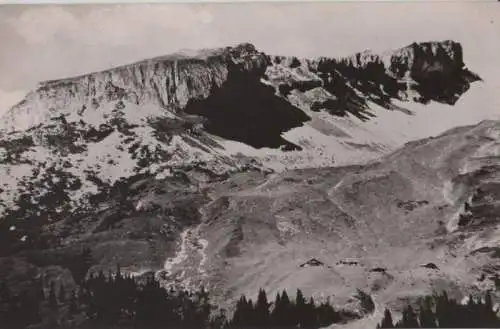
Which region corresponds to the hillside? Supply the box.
[0,41,481,219]
[1,118,499,322]
[0,40,494,328]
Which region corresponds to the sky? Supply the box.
[0,1,498,116]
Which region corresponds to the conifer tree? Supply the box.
[69,247,93,285]
[295,289,306,327]
[48,281,58,311]
[418,296,436,328]
[58,284,66,304]
[232,295,251,328]
[378,290,500,329]
[277,290,293,327]
[435,291,450,327]
[400,305,419,328]
[210,308,229,329]
[255,289,270,327]
[271,292,282,327]
[305,296,317,329]
[380,308,394,328]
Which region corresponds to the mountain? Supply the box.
[2,118,499,328]
[0,40,492,325]
[0,41,481,218]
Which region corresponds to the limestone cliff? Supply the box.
[0,40,482,225]
[1,43,269,132]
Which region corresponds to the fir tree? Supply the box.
[380,308,394,328]
[58,284,66,304]
[255,289,270,327]
[295,289,306,327]
[274,290,293,327]
[418,296,436,328]
[304,296,317,329]
[69,247,93,285]
[48,281,58,311]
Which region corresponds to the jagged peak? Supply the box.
[337,40,464,67]
[33,40,464,92]
[383,39,464,65]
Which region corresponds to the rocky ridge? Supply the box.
[0,41,481,217]
[0,40,490,325]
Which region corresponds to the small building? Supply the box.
[299,258,325,268]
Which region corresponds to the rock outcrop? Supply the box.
[1,43,270,133]
[0,39,495,324]
[0,40,482,237]
[1,40,480,136]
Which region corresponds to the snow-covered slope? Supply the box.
[1,40,499,326]
[0,40,483,234]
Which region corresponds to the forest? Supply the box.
[377,290,500,328]
[2,249,500,329]
[0,260,357,329]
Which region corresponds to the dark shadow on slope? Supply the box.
[311,50,481,120]
[184,64,310,150]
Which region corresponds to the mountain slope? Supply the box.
[2,118,499,321]
[0,41,481,219]
[0,40,493,322]
[154,119,500,313]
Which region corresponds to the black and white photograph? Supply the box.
[0,1,499,328]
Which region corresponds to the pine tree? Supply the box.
[210,308,229,329]
[380,308,394,328]
[316,299,340,327]
[271,290,291,328]
[70,247,93,285]
[232,295,251,328]
[295,289,306,327]
[435,291,450,327]
[255,289,270,327]
[58,284,66,304]
[271,292,282,327]
[418,296,436,328]
[401,305,419,328]
[481,290,500,327]
[49,281,58,311]
[296,296,315,329]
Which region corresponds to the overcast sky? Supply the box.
[0,2,498,115]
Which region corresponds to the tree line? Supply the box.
[0,264,357,329]
[230,288,358,329]
[377,290,500,328]
[0,265,215,329]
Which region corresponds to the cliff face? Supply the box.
[340,40,465,76]
[264,41,480,128]
[1,43,269,132]
[320,40,479,106]
[0,40,494,325]
[1,40,479,134]
[0,40,482,224]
